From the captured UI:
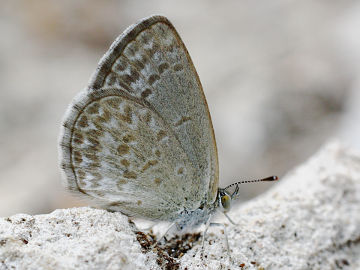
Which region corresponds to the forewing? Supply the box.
[59,15,219,220]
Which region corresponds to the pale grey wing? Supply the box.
[59,15,218,220]
[90,15,219,203]
[60,90,200,220]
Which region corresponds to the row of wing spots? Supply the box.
[104,31,168,101]
[103,22,189,104]
[75,101,188,205]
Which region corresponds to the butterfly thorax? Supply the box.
[174,185,237,231]
[174,199,219,232]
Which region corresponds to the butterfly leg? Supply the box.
[223,212,238,225]
[209,222,233,263]
[216,209,237,225]
[151,221,176,249]
[200,215,212,260]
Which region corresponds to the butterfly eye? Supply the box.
[221,194,231,212]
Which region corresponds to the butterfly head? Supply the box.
[217,188,233,212]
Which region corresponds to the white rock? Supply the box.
[1,141,359,269]
[0,208,159,270]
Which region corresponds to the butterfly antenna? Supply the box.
[227,176,278,187]
[226,176,278,198]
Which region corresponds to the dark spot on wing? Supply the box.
[117,144,130,155]
[148,74,160,85]
[141,88,152,99]
[158,63,169,74]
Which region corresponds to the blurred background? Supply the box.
[1,0,360,216]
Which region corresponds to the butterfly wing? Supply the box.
[59,15,219,220]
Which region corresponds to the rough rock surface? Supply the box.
[1,141,359,269]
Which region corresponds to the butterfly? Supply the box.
[59,15,277,246]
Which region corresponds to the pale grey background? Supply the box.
[1,0,359,216]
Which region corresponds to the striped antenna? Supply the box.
[227,176,278,187]
[225,176,278,199]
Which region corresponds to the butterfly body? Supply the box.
[59,15,277,233]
